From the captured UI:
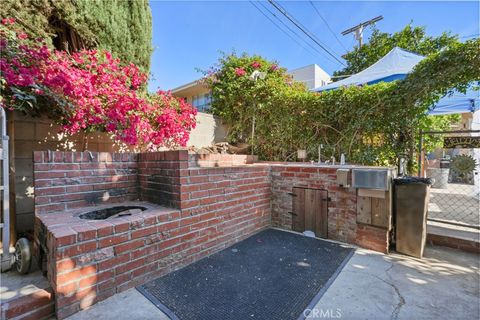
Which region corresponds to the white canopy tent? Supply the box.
[312,47,479,116]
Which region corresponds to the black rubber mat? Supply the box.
[138,228,354,320]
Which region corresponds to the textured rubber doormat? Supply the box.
[138,228,354,320]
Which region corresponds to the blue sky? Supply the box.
[148,0,479,91]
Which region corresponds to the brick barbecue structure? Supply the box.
[32,151,393,319]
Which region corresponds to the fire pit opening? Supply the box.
[79,206,147,220]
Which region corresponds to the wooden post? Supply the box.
[418,129,423,177]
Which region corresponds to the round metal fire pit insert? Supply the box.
[79,206,147,220]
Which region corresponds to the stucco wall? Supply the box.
[186,112,227,148]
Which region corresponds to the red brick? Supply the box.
[56,286,96,310]
[98,253,130,271]
[33,151,44,163]
[56,265,96,286]
[57,282,78,297]
[115,258,145,275]
[157,221,180,232]
[4,287,54,319]
[114,239,144,254]
[66,185,93,193]
[56,259,76,273]
[97,278,115,292]
[98,234,129,248]
[35,186,66,196]
[95,222,115,237]
[35,171,66,179]
[112,220,130,233]
[72,225,97,241]
[113,273,131,288]
[58,241,97,259]
[131,226,157,239]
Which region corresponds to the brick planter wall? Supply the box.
[188,153,258,167]
[34,151,271,319]
[33,151,138,214]
[138,151,188,209]
[33,151,392,319]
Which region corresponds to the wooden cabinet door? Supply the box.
[292,187,305,232]
[292,188,328,238]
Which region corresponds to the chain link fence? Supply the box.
[421,130,480,228]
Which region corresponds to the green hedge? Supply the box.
[208,39,479,169]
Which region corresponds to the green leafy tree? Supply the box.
[204,52,306,149]
[0,0,152,72]
[334,24,458,79]
[207,39,479,169]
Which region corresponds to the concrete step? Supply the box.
[427,220,480,254]
[0,270,55,320]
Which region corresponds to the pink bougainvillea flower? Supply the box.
[0,19,197,149]
[251,61,261,69]
[17,32,28,40]
[1,18,15,25]
[234,67,246,76]
[270,64,279,71]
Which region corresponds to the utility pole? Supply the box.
[341,16,383,48]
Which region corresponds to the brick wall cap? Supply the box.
[37,201,179,237]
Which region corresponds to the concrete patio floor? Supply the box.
[65,245,479,320]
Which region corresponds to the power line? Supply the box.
[254,1,335,62]
[460,33,479,39]
[308,1,347,52]
[268,0,344,65]
[268,0,345,66]
[249,1,324,60]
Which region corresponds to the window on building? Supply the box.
[192,93,212,112]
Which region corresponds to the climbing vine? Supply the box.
[207,38,479,168]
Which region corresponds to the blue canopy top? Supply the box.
[427,88,479,115]
[312,47,479,115]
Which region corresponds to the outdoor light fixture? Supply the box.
[249,70,266,81]
[297,149,307,161]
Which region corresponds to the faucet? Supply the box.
[318,144,323,164]
[330,155,336,166]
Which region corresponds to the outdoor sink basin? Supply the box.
[352,168,395,191]
[78,205,147,220]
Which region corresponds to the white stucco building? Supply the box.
[288,64,331,90]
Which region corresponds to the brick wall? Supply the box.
[37,205,180,319]
[427,232,480,254]
[12,111,133,233]
[270,165,390,253]
[137,151,188,209]
[33,151,138,214]
[12,111,226,233]
[188,153,258,167]
[34,151,271,319]
[33,151,394,319]
[271,166,358,244]
[180,166,271,235]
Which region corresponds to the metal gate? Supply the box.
[419,129,480,228]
